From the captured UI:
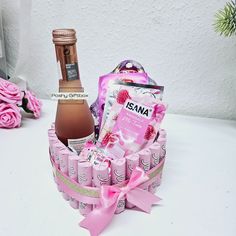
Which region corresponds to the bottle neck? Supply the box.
[55,43,81,83]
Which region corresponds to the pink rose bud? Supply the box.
[0,78,22,105]
[0,102,21,128]
[22,90,42,118]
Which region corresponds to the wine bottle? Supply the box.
[52,29,94,153]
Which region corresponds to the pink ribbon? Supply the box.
[80,167,161,236]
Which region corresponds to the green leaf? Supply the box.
[214,1,236,37]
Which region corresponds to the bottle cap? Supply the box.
[52,29,77,45]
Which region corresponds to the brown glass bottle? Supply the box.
[52,29,94,153]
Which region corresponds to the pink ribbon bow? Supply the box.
[80,167,161,236]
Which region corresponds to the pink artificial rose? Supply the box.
[0,102,21,128]
[0,77,22,104]
[23,90,42,118]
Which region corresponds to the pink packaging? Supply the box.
[68,155,79,180]
[93,162,110,187]
[48,128,56,138]
[53,142,66,165]
[149,177,161,194]
[68,154,79,209]
[99,96,166,157]
[150,142,161,168]
[59,150,69,174]
[138,148,151,191]
[149,143,161,194]
[126,153,140,179]
[77,161,93,185]
[78,162,93,215]
[139,149,151,173]
[101,81,164,129]
[97,73,149,125]
[111,159,126,184]
[159,128,167,138]
[48,137,58,160]
[53,143,67,192]
[126,153,139,209]
[157,137,167,160]
[111,159,126,214]
[59,150,70,201]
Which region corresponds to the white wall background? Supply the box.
[1,0,236,120]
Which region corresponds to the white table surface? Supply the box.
[0,99,236,236]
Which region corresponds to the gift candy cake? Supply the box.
[49,29,167,236]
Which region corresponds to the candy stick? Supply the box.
[150,142,161,168]
[53,142,66,192]
[48,128,56,138]
[126,154,140,179]
[156,136,167,186]
[111,158,126,214]
[59,149,70,201]
[139,149,151,173]
[126,153,139,208]
[149,143,161,194]
[78,162,93,216]
[92,162,110,208]
[93,162,110,187]
[48,137,58,160]
[53,142,66,165]
[159,129,167,138]
[138,149,151,191]
[68,154,79,209]
[48,137,58,184]
[157,137,167,160]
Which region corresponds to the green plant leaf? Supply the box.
[214,1,236,37]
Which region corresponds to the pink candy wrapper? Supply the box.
[93,162,110,187]
[157,137,167,160]
[48,128,56,138]
[159,128,167,138]
[149,136,167,193]
[111,159,126,214]
[138,148,151,191]
[139,149,151,173]
[59,150,70,200]
[78,162,93,215]
[126,153,140,208]
[126,153,140,179]
[48,137,58,160]
[149,143,161,193]
[68,154,79,209]
[53,142,67,192]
